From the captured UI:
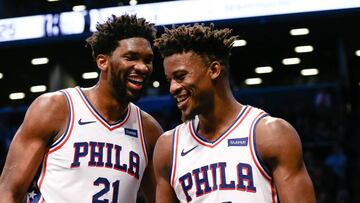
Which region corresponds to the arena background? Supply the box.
[0,0,359,202]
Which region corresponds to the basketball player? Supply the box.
[153,24,316,202]
[0,14,163,203]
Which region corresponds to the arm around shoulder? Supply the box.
[153,130,179,203]
[256,116,316,203]
[0,92,68,203]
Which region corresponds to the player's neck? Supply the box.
[197,98,242,142]
[85,84,129,123]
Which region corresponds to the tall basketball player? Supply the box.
[0,14,163,203]
[153,24,316,203]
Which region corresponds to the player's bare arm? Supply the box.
[0,92,68,203]
[153,130,179,203]
[139,111,163,203]
[256,116,316,203]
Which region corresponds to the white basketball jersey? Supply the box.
[31,87,148,203]
[170,105,279,203]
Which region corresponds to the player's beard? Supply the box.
[110,68,145,103]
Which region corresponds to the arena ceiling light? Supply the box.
[3,1,360,43]
[72,5,86,12]
[255,66,273,74]
[129,0,138,6]
[355,50,360,56]
[232,39,247,47]
[0,72,3,79]
[31,57,49,65]
[30,85,47,93]
[82,72,98,79]
[47,0,60,2]
[9,92,25,100]
[153,81,160,88]
[295,45,314,53]
[245,78,262,85]
[282,57,301,65]
[290,28,310,36]
[301,68,319,76]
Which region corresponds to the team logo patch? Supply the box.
[124,128,138,137]
[228,137,248,147]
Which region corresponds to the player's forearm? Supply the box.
[0,188,25,203]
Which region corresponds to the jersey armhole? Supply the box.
[136,106,149,164]
[48,89,75,151]
[169,127,179,187]
[37,89,75,190]
[249,112,273,180]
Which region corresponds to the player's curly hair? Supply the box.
[154,23,239,69]
[86,14,157,60]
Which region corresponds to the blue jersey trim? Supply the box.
[76,86,128,126]
[252,113,272,177]
[168,128,177,184]
[138,107,149,163]
[50,90,72,148]
[191,105,248,144]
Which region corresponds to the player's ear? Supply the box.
[96,54,109,71]
[208,61,222,80]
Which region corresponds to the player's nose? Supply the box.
[169,80,182,95]
[134,61,153,75]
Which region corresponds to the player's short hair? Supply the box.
[154,23,239,68]
[86,14,157,60]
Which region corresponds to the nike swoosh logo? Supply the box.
[78,118,96,125]
[181,145,198,156]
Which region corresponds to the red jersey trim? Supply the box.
[249,112,278,203]
[75,87,131,131]
[136,106,148,164]
[189,106,252,148]
[38,89,75,190]
[170,127,180,187]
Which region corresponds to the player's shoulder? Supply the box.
[153,129,175,164]
[139,109,160,126]
[162,129,176,138]
[20,90,69,138]
[29,90,67,113]
[134,106,164,153]
[138,109,164,135]
[257,116,297,137]
[156,129,175,149]
[255,115,302,159]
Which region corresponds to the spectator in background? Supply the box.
[325,144,348,178]
[315,89,332,109]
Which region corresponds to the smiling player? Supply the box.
[153,23,316,203]
[0,14,163,203]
